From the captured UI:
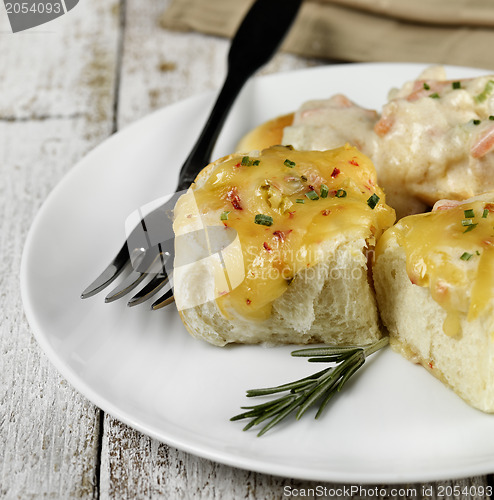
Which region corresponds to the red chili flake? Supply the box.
[485,203,494,213]
[273,230,292,241]
[246,299,252,305]
[329,190,338,197]
[226,186,242,210]
[288,211,295,219]
[263,242,272,252]
[349,158,359,166]
[308,184,315,191]
[234,162,241,168]
[321,209,331,216]
[223,222,228,227]
[428,361,434,370]
[331,167,340,178]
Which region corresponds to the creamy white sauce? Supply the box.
[282,67,494,219]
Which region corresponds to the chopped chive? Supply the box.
[463,223,478,233]
[490,116,494,121]
[429,92,440,99]
[306,190,319,201]
[254,214,274,226]
[452,81,461,89]
[220,211,230,221]
[475,80,494,103]
[241,156,251,166]
[460,252,473,261]
[367,193,380,209]
[473,119,481,125]
[476,250,481,255]
[462,219,475,226]
[483,208,489,218]
[464,209,475,218]
[296,199,305,204]
[423,82,430,90]
[335,189,347,198]
[320,184,329,198]
[252,160,260,166]
[284,159,296,168]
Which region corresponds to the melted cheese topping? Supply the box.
[182,145,395,321]
[376,197,494,336]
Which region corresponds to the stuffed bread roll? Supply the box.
[373,192,494,411]
[173,144,395,347]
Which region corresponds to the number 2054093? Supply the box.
[5,2,62,14]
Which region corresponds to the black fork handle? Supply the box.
[176,0,303,192]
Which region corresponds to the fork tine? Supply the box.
[151,288,174,310]
[104,269,148,303]
[127,272,171,307]
[81,243,129,299]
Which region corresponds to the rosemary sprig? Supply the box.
[231,337,388,436]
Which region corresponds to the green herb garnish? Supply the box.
[254,214,274,226]
[464,223,478,233]
[460,252,473,261]
[490,115,494,121]
[452,81,461,89]
[252,160,260,166]
[462,219,475,227]
[473,119,481,125]
[320,184,329,198]
[241,156,251,166]
[483,208,489,218]
[284,159,296,168]
[296,199,305,204]
[306,190,319,201]
[367,193,380,209]
[220,211,230,221]
[423,82,430,90]
[475,80,494,103]
[429,92,440,99]
[335,189,347,198]
[231,338,388,436]
[464,208,475,218]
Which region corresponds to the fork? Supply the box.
[81,0,303,309]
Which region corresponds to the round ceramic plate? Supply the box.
[21,63,494,483]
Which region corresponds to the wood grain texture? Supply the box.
[0,0,120,497]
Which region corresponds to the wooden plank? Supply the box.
[0,0,122,497]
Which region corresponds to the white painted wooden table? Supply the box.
[1,1,493,498]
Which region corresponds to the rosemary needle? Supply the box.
[231,337,389,436]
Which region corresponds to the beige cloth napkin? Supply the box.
[160,0,494,70]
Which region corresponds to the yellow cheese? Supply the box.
[376,198,494,336]
[182,145,395,321]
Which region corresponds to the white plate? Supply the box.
[21,63,494,484]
